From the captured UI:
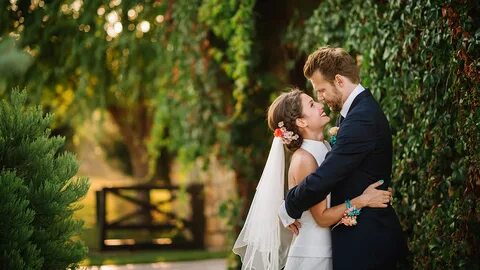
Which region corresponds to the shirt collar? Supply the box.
[340,84,365,118]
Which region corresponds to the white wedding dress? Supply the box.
[284,139,333,270]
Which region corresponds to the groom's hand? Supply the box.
[287,220,301,235]
[362,180,392,208]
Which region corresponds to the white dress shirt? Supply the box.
[340,84,365,118]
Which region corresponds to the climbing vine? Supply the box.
[287,0,480,268]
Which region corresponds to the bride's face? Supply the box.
[298,93,331,131]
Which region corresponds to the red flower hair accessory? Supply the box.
[274,121,299,145]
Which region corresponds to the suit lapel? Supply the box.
[336,115,342,126]
[335,88,372,127]
[336,89,371,127]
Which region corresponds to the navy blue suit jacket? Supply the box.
[285,89,407,269]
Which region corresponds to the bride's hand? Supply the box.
[360,180,392,208]
[287,220,301,235]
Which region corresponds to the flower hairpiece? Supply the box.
[274,121,299,145]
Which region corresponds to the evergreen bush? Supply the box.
[0,170,41,270]
[0,90,90,269]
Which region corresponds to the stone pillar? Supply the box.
[202,157,237,250]
[185,154,237,251]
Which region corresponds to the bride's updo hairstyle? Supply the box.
[267,88,304,152]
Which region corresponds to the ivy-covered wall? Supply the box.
[286,0,480,268]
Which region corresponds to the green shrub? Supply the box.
[0,170,41,270]
[0,90,90,269]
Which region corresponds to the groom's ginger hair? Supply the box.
[303,46,360,84]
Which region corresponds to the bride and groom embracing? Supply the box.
[233,47,408,270]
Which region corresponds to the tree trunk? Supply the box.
[108,102,153,224]
[107,103,152,182]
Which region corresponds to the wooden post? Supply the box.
[188,184,205,249]
[96,189,106,250]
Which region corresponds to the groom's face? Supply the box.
[310,71,343,112]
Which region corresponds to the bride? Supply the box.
[233,89,392,270]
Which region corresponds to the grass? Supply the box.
[78,224,228,266]
[82,250,228,266]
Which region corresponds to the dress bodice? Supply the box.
[288,139,332,258]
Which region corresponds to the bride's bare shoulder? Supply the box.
[291,148,316,165]
[288,148,317,186]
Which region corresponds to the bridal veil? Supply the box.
[233,137,292,270]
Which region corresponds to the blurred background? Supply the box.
[0,0,479,269]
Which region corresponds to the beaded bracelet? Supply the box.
[332,199,361,229]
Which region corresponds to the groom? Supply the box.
[279,47,407,269]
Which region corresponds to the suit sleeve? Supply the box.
[285,112,376,219]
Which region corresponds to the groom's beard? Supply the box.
[327,93,343,112]
[329,100,342,112]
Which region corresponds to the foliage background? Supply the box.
[1,0,479,269]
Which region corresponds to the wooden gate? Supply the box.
[96,184,205,250]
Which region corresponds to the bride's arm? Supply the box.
[289,151,391,228]
[310,193,364,228]
[309,181,391,227]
